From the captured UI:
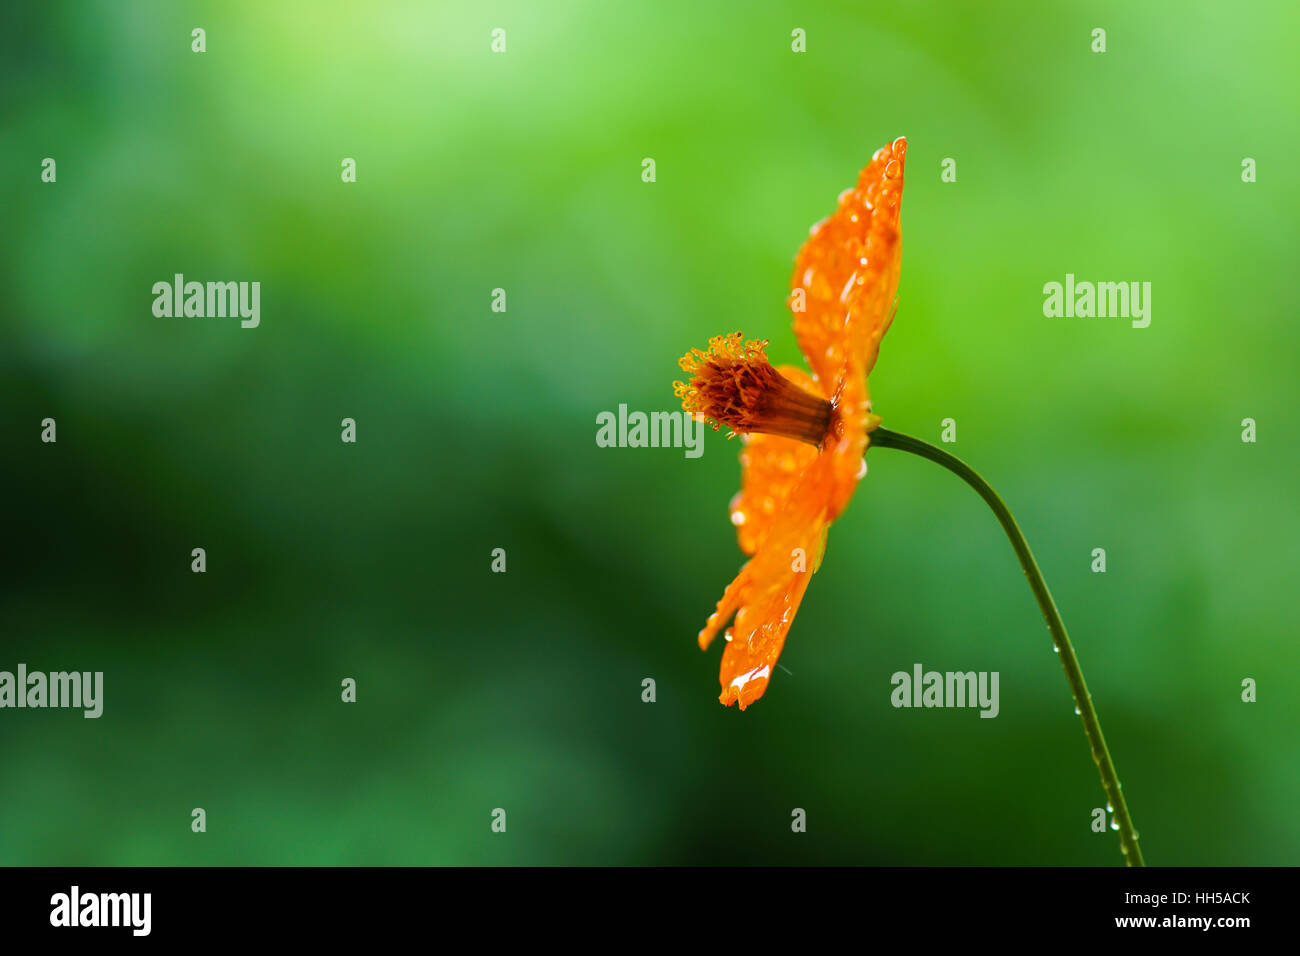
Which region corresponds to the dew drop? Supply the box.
[856,458,868,479]
[1109,820,1119,831]
[1074,705,1081,715]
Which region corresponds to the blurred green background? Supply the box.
[2,0,1297,865]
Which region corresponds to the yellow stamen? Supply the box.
[673,332,833,447]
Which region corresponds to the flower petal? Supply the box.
[699,453,834,709]
[729,365,823,555]
[789,137,906,390]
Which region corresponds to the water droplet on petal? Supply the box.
[856,458,868,479]
[728,664,770,694]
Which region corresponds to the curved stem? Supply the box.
[868,426,1144,866]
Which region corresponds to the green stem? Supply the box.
[868,426,1144,866]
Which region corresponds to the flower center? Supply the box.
[674,332,833,447]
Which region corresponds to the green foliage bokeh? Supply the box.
[2,0,1297,864]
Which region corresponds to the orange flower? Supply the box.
[673,137,906,709]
